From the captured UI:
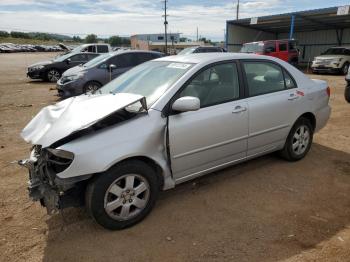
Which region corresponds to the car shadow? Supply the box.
[42,143,350,262]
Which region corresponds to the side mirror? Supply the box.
[66,58,71,64]
[172,96,200,113]
[109,64,117,71]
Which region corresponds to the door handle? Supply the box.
[288,94,299,101]
[232,106,247,114]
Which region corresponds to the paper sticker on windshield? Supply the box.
[167,63,191,69]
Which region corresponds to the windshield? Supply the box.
[178,47,197,55]
[240,43,264,53]
[323,48,346,55]
[99,61,194,106]
[83,53,112,68]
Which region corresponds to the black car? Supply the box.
[27,52,100,82]
[178,46,226,55]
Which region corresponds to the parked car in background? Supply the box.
[311,47,350,75]
[240,40,299,66]
[57,50,164,98]
[346,72,350,103]
[178,46,226,55]
[68,43,112,54]
[20,53,331,230]
[27,52,100,82]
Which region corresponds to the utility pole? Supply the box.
[162,0,168,55]
[196,27,199,42]
[236,0,240,20]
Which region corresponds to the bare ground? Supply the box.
[0,53,349,262]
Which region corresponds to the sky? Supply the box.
[0,0,349,41]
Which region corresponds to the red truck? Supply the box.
[240,39,299,66]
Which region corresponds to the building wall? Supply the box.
[132,33,180,43]
[226,24,275,52]
[278,28,350,63]
[227,23,350,64]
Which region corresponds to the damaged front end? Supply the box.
[18,145,86,214]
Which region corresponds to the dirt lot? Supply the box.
[0,53,349,262]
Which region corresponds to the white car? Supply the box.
[19,53,331,230]
[312,47,350,75]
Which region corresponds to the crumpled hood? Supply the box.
[29,60,53,68]
[21,93,146,148]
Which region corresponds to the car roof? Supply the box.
[156,52,278,64]
[111,50,164,56]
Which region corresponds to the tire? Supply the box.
[46,69,61,82]
[341,62,349,75]
[83,81,101,93]
[345,85,350,103]
[279,117,314,161]
[85,160,159,230]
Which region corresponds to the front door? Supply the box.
[168,62,248,181]
[277,41,289,62]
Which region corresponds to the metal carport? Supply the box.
[226,6,350,64]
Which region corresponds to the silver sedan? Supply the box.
[20,53,331,230]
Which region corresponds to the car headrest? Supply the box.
[264,70,282,82]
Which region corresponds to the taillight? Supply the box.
[326,86,331,97]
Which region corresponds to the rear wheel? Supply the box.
[280,117,313,161]
[83,81,101,93]
[345,85,350,103]
[85,160,159,230]
[46,69,61,82]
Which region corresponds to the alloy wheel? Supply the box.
[47,70,60,82]
[343,64,349,75]
[292,125,310,155]
[104,174,150,221]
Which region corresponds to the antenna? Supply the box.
[162,0,169,55]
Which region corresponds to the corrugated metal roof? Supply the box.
[227,6,350,33]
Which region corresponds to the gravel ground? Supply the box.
[0,53,349,262]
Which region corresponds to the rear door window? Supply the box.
[97,45,109,53]
[135,53,154,64]
[87,45,96,53]
[70,54,88,62]
[114,54,137,68]
[243,61,285,96]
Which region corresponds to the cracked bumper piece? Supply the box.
[18,147,90,214]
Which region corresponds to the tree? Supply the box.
[0,31,9,37]
[73,36,83,43]
[85,34,98,43]
[199,37,212,44]
[108,35,130,46]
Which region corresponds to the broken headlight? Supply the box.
[46,149,74,174]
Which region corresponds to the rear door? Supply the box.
[277,41,289,62]
[168,61,248,181]
[241,60,302,157]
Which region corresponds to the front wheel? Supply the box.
[85,160,159,230]
[279,117,314,161]
[345,85,350,103]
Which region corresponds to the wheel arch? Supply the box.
[297,112,316,131]
[105,156,165,190]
